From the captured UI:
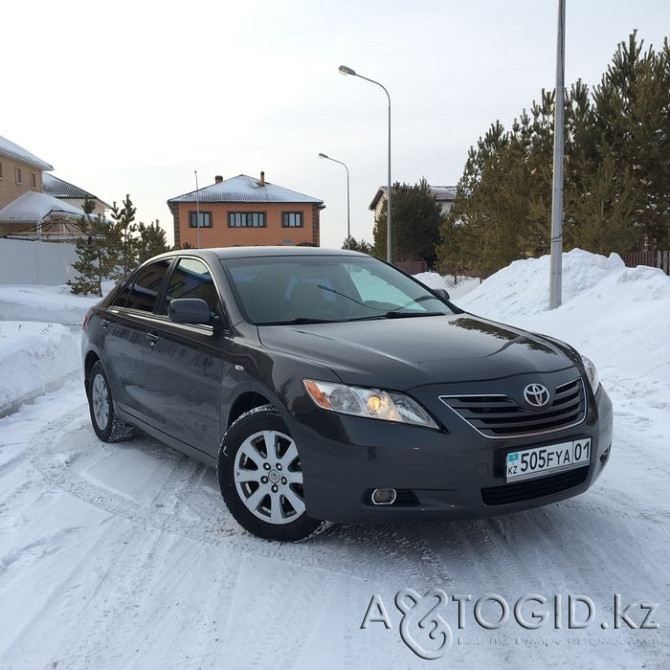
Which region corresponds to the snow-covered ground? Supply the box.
[0,251,668,669]
[0,285,102,417]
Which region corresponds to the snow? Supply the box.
[414,271,482,300]
[0,190,86,223]
[0,134,53,172]
[0,285,104,415]
[0,251,669,669]
[0,321,80,417]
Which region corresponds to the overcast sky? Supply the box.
[4,0,669,248]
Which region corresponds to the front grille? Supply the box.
[439,378,586,438]
[481,466,589,505]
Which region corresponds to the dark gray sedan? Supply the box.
[81,247,613,541]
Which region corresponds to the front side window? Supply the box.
[188,211,212,228]
[282,212,303,228]
[122,260,171,312]
[163,258,220,315]
[228,212,266,228]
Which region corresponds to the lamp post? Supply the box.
[549,0,566,308]
[338,64,392,263]
[194,169,201,249]
[318,152,350,243]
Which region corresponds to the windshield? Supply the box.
[220,255,454,325]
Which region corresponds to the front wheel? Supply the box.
[218,405,329,541]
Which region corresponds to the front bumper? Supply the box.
[291,382,613,524]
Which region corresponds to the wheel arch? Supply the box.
[226,391,275,429]
[84,350,100,391]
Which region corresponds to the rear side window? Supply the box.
[162,258,220,315]
[124,260,171,312]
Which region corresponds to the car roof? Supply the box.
[156,246,369,261]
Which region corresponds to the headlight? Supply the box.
[581,355,600,394]
[303,379,439,429]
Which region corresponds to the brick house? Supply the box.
[0,135,107,239]
[167,173,325,249]
[42,173,109,218]
[0,135,54,237]
[369,184,457,220]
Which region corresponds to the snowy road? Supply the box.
[1,251,669,668]
[0,376,667,669]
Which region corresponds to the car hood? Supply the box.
[257,314,576,389]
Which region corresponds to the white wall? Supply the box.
[0,239,78,285]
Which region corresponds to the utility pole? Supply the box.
[194,170,201,249]
[549,0,566,309]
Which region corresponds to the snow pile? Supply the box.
[461,248,626,320]
[0,284,102,327]
[0,321,81,416]
[414,272,481,300]
[459,250,670,390]
[0,284,103,414]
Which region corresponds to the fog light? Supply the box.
[600,446,611,467]
[371,488,397,505]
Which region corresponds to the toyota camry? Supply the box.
[81,247,613,541]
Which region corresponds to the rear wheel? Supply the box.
[218,405,329,541]
[87,361,135,442]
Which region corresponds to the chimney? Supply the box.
[214,175,223,183]
[260,171,265,186]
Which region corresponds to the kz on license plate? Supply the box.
[506,439,591,482]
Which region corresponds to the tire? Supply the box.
[218,405,330,542]
[87,361,136,443]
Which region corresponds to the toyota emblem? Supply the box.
[523,383,550,407]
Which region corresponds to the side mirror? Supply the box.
[433,288,451,302]
[168,298,212,324]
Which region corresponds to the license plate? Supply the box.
[505,439,591,482]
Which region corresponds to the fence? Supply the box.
[395,260,428,275]
[621,250,670,275]
[0,238,78,285]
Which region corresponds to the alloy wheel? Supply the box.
[233,429,306,525]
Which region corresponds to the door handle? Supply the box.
[102,319,110,330]
[146,331,160,346]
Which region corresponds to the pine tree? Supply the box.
[68,197,109,296]
[342,236,372,253]
[437,31,670,276]
[591,32,670,250]
[136,220,170,263]
[373,179,443,265]
[108,194,138,278]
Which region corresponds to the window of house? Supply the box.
[0,162,3,179]
[188,211,212,228]
[31,172,37,188]
[228,212,266,228]
[282,212,303,228]
[15,167,22,185]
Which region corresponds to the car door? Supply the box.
[100,259,173,417]
[141,256,226,457]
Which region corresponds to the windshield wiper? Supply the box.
[285,317,333,324]
[383,310,446,319]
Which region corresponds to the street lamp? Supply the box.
[338,64,392,263]
[194,170,201,249]
[318,153,350,243]
[549,0,566,308]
